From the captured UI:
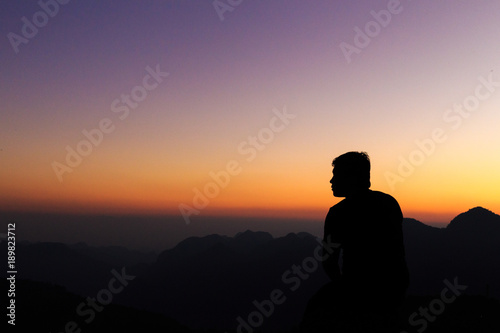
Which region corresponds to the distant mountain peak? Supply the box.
[466,206,494,215]
[447,206,500,231]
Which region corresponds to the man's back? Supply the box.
[324,189,409,307]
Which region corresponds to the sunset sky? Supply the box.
[2,0,500,229]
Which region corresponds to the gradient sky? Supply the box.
[2,0,500,227]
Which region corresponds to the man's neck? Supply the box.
[345,188,370,199]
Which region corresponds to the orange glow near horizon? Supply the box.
[1,132,499,226]
[2,163,497,226]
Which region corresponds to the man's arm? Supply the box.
[322,208,342,282]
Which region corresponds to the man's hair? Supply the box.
[332,151,371,189]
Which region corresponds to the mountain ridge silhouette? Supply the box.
[2,206,499,331]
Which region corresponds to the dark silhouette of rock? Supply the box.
[2,279,192,332]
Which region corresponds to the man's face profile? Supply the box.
[330,167,348,197]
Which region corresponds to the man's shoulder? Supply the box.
[328,198,348,212]
[369,190,402,214]
[326,199,350,222]
[327,190,401,215]
[369,190,399,203]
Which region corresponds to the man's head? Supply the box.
[330,151,371,197]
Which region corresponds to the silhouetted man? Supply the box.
[301,151,409,332]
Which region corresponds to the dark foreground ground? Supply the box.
[4,279,500,333]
